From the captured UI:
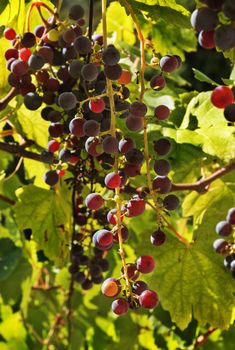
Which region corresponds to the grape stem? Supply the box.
[102,0,133,299]
[0,87,18,111]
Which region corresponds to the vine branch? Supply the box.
[193,327,217,350]
[0,88,18,111]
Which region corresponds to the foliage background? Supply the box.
[0,0,235,349]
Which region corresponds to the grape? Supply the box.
[62,46,77,60]
[8,73,20,87]
[224,104,235,122]
[48,110,62,122]
[57,66,70,82]
[44,170,59,186]
[127,196,145,217]
[211,86,234,109]
[213,238,229,253]
[45,78,60,92]
[92,229,113,250]
[48,140,60,153]
[105,172,121,189]
[150,74,166,91]
[85,137,104,157]
[5,48,18,60]
[90,264,102,277]
[139,290,159,309]
[48,123,64,138]
[81,63,99,81]
[21,32,36,48]
[59,149,71,162]
[11,59,29,76]
[117,69,132,85]
[214,25,235,51]
[125,148,144,165]
[74,271,86,284]
[101,278,121,297]
[82,279,93,290]
[126,115,144,131]
[223,0,235,20]
[190,8,218,32]
[136,255,155,274]
[163,194,180,211]
[113,225,129,243]
[92,275,104,284]
[230,260,235,272]
[160,55,179,73]
[4,28,16,40]
[36,70,49,84]
[154,159,171,176]
[24,92,42,110]
[132,281,148,296]
[102,46,120,65]
[6,58,16,71]
[85,193,104,210]
[224,255,234,269]
[38,46,54,64]
[68,60,83,78]
[155,105,170,120]
[83,120,100,136]
[58,92,77,110]
[52,50,66,66]
[107,208,118,225]
[41,107,53,121]
[198,30,215,49]
[226,208,235,225]
[151,229,166,246]
[121,264,139,281]
[28,54,45,70]
[69,4,85,20]
[119,138,136,154]
[215,220,232,236]
[41,150,54,164]
[129,101,147,118]
[19,48,31,61]
[154,138,172,156]
[74,36,92,55]
[63,28,76,44]
[123,163,141,177]
[111,298,129,315]
[89,99,105,113]
[69,118,85,137]
[34,25,45,38]
[97,259,109,272]
[104,64,122,80]
[153,175,172,194]
[103,136,119,154]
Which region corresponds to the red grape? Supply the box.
[89,98,105,113]
[136,255,155,274]
[111,298,129,315]
[211,86,234,109]
[4,28,16,40]
[101,278,121,298]
[85,193,104,210]
[139,290,159,309]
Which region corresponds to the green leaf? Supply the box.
[14,185,72,264]
[192,68,219,86]
[0,238,21,281]
[0,0,25,34]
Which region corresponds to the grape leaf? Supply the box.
[192,68,219,86]
[0,238,21,281]
[14,185,72,264]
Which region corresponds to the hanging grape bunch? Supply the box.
[2,1,183,315]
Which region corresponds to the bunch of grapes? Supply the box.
[3,1,181,315]
[213,207,235,277]
[190,0,235,51]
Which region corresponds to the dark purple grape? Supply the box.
[102,136,119,154]
[59,149,71,162]
[34,25,45,38]
[190,8,218,32]
[150,74,166,91]
[213,238,229,253]
[223,0,235,20]
[68,60,83,78]
[44,170,59,186]
[97,259,109,272]
[226,208,235,225]
[48,123,64,138]
[154,159,171,176]
[69,118,85,137]
[93,34,103,45]
[74,271,86,284]
[132,281,148,295]
[151,229,166,246]
[62,46,77,60]
[224,104,235,122]
[119,138,136,154]
[199,0,224,10]
[152,176,172,194]
[214,25,235,51]
[63,28,76,44]
[83,120,100,136]
[82,278,93,290]
[74,36,92,55]
[126,116,144,131]
[11,59,28,76]
[81,63,98,81]
[90,264,102,277]
[230,260,235,272]
[123,163,141,177]
[163,194,180,210]
[24,92,42,110]
[154,105,170,120]
[102,46,120,65]
[21,32,36,48]
[38,46,54,63]
[28,54,45,70]
[154,139,172,156]
[125,148,144,165]
[215,221,232,236]
[160,55,179,73]
[129,101,147,118]
[113,225,129,243]
[69,4,85,20]
[104,64,122,80]
[58,92,77,110]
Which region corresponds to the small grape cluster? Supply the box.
[213,208,235,277]
[210,85,235,122]
[190,0,235,51]
[3,1,182,315]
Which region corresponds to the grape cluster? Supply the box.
[3,2,181,315]
[190,0,235,51]
[213,208,235,277]
[210,85,235,122]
